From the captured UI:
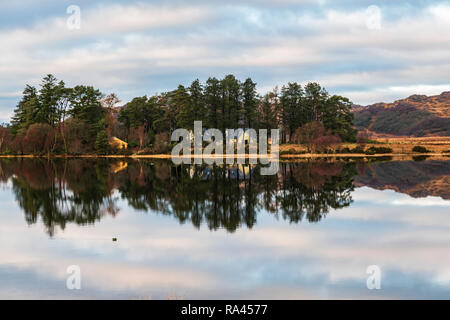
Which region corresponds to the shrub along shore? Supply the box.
[0,143,448,159]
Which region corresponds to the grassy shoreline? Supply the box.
[1,138,449,159]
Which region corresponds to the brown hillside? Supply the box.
[354,91,450,136]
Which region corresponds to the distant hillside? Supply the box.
[353,92,450,136]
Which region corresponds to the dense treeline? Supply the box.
[1,74,356,155]
[3,74,110,155]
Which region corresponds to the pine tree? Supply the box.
[204,77,221,129]
[11,85,39,135]
[220,74,241,130]
[37,74,60,126]
[280,82,303,141]
[69,85,104,142]
[241,78,258,129]
[258,92,278,130]
[303,82,328,123]
[189,79,206,125]
[174,85,193,131]
[95,129,110,154]
[324,95,357,142]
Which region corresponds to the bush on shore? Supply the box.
[412,146,431,153]
[365,146,393,155]
[337,147,365,154]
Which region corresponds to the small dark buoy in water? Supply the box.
[112,238,117,242]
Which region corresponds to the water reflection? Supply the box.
[1,158,449,236]
[1,158,450,299]
[354,159,450,199]
[3,159,118,236]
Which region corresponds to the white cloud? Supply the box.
[0,1,450,120]
[341,84,450,105]
[0,91,21,98]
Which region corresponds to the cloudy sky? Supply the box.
[0,0,449,123]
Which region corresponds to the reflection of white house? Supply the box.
[188,165,256,180]
[225,164,254,179]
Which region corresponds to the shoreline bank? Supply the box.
[0,153,448,159]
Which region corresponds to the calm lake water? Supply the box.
[0,158,449,299]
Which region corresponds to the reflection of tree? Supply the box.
[1,158,357,235]
[4,159,119,236]
[278,162,355,223]
[118,163,261,232]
